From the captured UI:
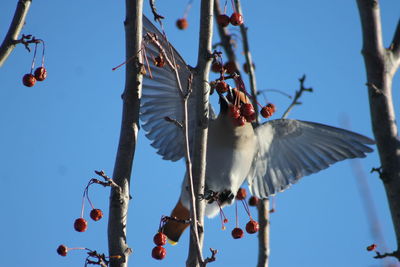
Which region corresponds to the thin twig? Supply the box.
[149,0,165,22]
[0,0,32,67]
[281,75,313,119]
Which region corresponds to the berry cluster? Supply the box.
[231,188,259,239]
[152,232,167,260]
[217,12,243,27]
[22,39,47,87]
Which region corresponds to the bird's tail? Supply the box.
[162,199,190,244]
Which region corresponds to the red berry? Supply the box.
[224,61,237,74]
[240,103,255,117]
[230,12,243,26]
[211,61,223,73]
[231,227,244,239]
[154,56,165,68]
[245,112,256,122]
[233,116,246,127]
[74,218,88,232]
[216,81,229,94]
[248,196,259,206]
[261,106,272,118]
[57,245,68,256]
[153,232,167,246]
[34,67,47,81]
[217,14,230,27]
[266,103,276,113]
[236,188,247,200]
[176,18,188,30]
[22,73,36,87]
[229,105,241,119]
[152,246,167,260]
[90,208,103,221]
[366,244,377,251]
[245,220,259,234]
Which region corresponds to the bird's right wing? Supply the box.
[140,16,193,161]
[246,119,375,198]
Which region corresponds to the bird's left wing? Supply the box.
[246,119,375,198]
[140,16,193,161]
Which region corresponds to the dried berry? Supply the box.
[216,81,229,94]
[245,220,259,234]
[231,227,244,239]
[22,74,36,87]
[154,56,165,68]
[34,67,47,81]
[224,61,237,75]
[74,218,88,232]
[176,18,188,30]
[153,232,167,246]
[248,196,259,206]
[217,14,230,27]
[229,105,241,119]
[230,12,243,26]
[57,245,68,256]
[90,208,103,221]
[211,61,223,73]
[152,246,167,260]
[240,103,255,117]
[366,244,377,251]
[233,116,246,127]
[266,103,276,113]
[236,188,247,200]
[261,106,272,118]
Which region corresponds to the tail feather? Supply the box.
[162,200,190,243]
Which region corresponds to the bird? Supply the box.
[140,16,375,243]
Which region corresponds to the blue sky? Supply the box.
[1,1,399,267]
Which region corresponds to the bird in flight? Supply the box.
[140,16,374,243]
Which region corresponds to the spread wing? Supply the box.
[247,119,375,198]
[140,16,193,161]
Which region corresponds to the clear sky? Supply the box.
[1,1,399,267]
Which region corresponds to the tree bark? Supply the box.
[108,1,143,266]
[0,0,32,67]
[186,0,214,266]
[356,0,400,259]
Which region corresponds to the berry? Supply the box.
[34,67,47,81]
[176,18,188,30]
[231,227,244,239]
[269,208,276,213]
[74,218,88,232]
[153,232,167,246]
[261,106,272,118]
[266,103,276,113]
[230,12,243,26]
[229,105,241,119]
[243,62,255,74]
[236,188,247,200]
[240,103,255,117]
[217,14,230,27]
[216,81,229,94]
[22,74,36,87]
[248,196,259,206]
[245,220,259,234]
[211,61,223,73]
[233,116,246,127]
[366,244,377,251]
[152,246,167,260]
[245,112,256,122]
[224,61,237,74]
[90,208,103,221]
[154,56,165,68]
[57,245,68,256]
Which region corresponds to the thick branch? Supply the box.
[390,19,400,67]
[187,0,214,266]
[356,0,400,259]
[107,1,143,267]
[0,0,32,67]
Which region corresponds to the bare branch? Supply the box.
[281,75,313,119]
[0,0,32,67]
[148,0,165,22]
[107,1,143,267]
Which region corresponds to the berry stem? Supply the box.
[223,0,228,14]
[29,42,38,74]
[230,0,237,13]
[216,200,228,229]
[235,200,239,227]
[241,199,252,220]
[183,0,194,19]
[40,40,46,67]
